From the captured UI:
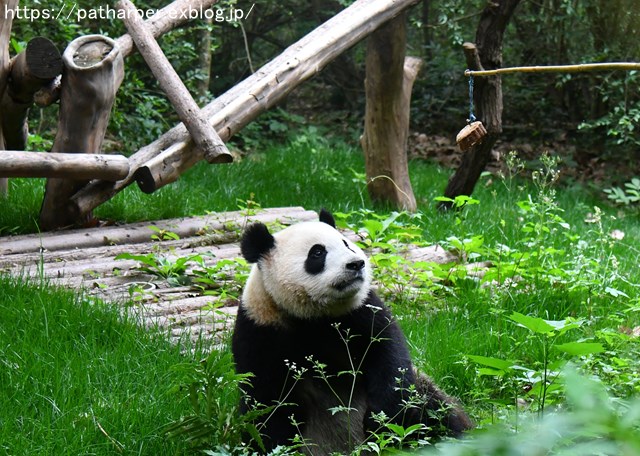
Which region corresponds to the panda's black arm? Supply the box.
[350,292,419,430]
[231,307,302,450]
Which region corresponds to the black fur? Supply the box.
[241,223,275,263]
[232,291,473,452]
[318,208,336,228]
[304,244,327,275]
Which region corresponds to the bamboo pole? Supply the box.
[465,62,640,77]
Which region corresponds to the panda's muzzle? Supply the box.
[333,260,366,292]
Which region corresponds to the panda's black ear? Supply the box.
[241,223,275,263]
[319,208,336,229]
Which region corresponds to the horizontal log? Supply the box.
[71,0,421,210]
[0,150,129,179]
[0,206,316,255]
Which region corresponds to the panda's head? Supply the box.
[240,209,371,325]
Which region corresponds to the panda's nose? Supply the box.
[346,260,365,271]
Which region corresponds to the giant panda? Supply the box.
[232,209,473,454]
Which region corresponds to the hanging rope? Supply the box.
[465,62,640,77]
[468,74,476,123]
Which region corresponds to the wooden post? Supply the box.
[1,37,62,150]
[39,35,124,230]
[440,0,521,209]
[0,0,19,196]
[361,12,418,211]
[70,0,422,215]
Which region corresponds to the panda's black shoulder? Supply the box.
[342,290,396,332]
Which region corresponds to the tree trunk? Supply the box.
[441,0,521,208]
[39,35,124,230]
[362,13,418,211]
[0,0,19,196]
[194,16,212,100]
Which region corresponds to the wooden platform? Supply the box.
[0,207,319,344]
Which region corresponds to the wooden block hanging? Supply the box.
[456,121,487,152]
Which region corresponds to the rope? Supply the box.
[465,62,640,77]
[468,74,476,123]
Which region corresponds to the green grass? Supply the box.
[0,275,203,455]
[1,132,639,453]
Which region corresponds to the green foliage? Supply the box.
[164,349,262,453]
[603,177,640,206]
[430,368,640,455]
[469,313,604,416]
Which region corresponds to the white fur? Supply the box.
[242,221,371,322]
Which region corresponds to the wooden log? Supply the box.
[117,0,231,176]
[70,0,422,215]
[0,150,129,179]
[440,0,521,208]
[1,206,315,255]
[39,35,124,230]
[362,12,419,212]
[1,37,62,150]
[0,0,19,196]
[33,75,61,107]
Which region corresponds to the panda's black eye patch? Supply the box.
[305,244,327,275]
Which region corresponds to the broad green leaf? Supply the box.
[554,342,605,356]
[478,367,508,377]
[386,423,407,437]
[509,312,555,334]
[467,355,515,371]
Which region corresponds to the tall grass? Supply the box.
[0,275,202,455]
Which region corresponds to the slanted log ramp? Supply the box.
[0,207,457,344]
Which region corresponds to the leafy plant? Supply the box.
[468,312,605,417]
[603,177,640,206]
[115,252,200,286]
[191,257,250,300]
[165,350,264,453]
